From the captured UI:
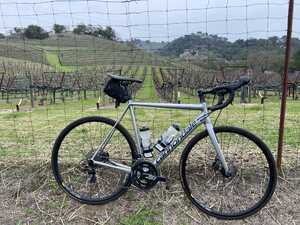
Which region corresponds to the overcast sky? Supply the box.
[0,0,299,42]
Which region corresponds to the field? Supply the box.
[0,34,300,224]
[1,65,300,224]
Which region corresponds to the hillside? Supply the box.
[0,33,161,68]
[159,32,300,72]
[0,42,48,64]
[128,39,167,53]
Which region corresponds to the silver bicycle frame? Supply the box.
[91,100,229,174]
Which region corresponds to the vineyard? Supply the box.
[1,30,298,105]
[1,33,300,163]
[1,60,300,224]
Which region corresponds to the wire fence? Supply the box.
[0,0,300,224]
[0,0,299,172]
[0,0,300,166]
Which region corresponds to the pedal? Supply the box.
[156,176,166,183]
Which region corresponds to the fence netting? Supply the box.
[0,0,299,173]
[0,0,300,224]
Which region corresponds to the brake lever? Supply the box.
[217,93,225,105]
[198,90,205,103]
[115,100,120,108]
[215,89,228,105]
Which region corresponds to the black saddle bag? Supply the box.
[103,78,131,104]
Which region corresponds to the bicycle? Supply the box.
[51,74,277,220]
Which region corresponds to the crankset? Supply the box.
[131,160,166,190]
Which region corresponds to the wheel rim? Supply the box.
[55,119,133,202]
[182,128,275,218]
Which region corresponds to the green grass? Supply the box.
[1,89,300,160]
[0,59,299,163]
[136,66,160,101]
[120,209,162,225]
[45,52,77,72]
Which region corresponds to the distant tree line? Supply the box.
[72,24,117,41]
[159,32,300,72]
[291,50,300,71]
[0,25,299,71]
[0,23,117,41]
[53,24,66,34]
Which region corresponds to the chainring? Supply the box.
[131,160,159,190]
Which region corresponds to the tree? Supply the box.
[87,25,102,37]
[24,25,49,39]
[14,27,24,34]
[72,24,117,41]
[53,24,66,34]
[9,27,25,38]
[87,25,117,40]
[291,50,300,70]
[0,33,5,39]
[101,26,116,41]
[73,24,87,35]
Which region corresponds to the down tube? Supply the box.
[154,112,209,165]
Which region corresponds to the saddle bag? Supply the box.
[103,78,131,104]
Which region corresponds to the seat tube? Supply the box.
[129,103,142,155]
[205,116,229,174]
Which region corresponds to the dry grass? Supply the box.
[0,158,299,225]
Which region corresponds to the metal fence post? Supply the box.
[29,73,35,108]
[277,0,294,174]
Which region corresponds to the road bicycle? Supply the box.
[51,74,277,220]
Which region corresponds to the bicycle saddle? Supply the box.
[107,74,143,84]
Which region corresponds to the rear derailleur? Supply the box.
[79,150,110,184]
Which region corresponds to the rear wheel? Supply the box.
[180,126,277,219]
[51,116,138,204]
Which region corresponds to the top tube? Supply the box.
[128,101,206,111]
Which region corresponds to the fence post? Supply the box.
[29,73,34,108]
[277,0,294,174]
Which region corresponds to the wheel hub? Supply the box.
[212,158,237,178]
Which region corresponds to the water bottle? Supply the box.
[139,127,153,158]
[154,124,180,152]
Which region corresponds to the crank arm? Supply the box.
[143,174,167,183]
[155,176,166,182]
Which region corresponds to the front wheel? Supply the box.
[180,126,277,220]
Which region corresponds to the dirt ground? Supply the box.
[0,160,299,225]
